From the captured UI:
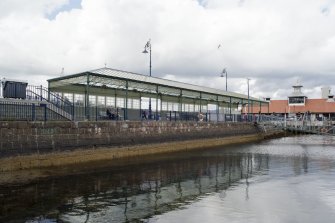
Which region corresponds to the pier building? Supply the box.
[47,67,267,121]
[252,83,335,120]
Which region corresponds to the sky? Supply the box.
[0,0,335,99]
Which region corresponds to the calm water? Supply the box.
[1,135,335,223]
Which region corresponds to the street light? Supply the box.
[142,39,152,119]
[220,68,228,91]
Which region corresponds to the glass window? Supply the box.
[74,94,84,105]
[106,97,115,106]
[289,97,304,104]
[194,104,200,112]
[89,95,96,105]
[167,102,173,111]
[162,101,168,111]
[97,96,105,106]
[64,93,73,102]
[173,103,179,111]
[116,97,124,108]
[132,99,140,109]
[189,104,194,112]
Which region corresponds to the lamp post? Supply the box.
[142,39,152,119]
[220,68,228,91]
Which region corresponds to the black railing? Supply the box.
[0,100,68,121]
[26,85,74,119]
[69,106,264,123]
[1,97,280,123]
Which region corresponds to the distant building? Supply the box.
[321,86,332,99]
[250,83,335,120]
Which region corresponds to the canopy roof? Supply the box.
[48,67,267,104]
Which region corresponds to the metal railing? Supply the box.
[69,105,274,123]
[284,118,335,135]
[26,85,74,120]
[1,95,284,124]
[0,100,68,121]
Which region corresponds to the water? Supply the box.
[1,135,335,223]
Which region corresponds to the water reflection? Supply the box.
[1,135,335,223]
[1,150,267,222]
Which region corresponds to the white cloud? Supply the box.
[0,0,69,18]
[0,0,335,98]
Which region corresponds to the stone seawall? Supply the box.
[0,121,268,171]
[0,121,261,157]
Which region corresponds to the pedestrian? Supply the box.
[142,110,147,120]
[198,112,203,122]
[106,108,112,119]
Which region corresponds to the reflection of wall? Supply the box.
[0,152,270,223]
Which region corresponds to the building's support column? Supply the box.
[71,92,75,120]
[179,89,182,113]
[160,92,162,120]
[85,73,90,120]
[229,97,232,117]
[139,93,142,119]
[114,90,117,108]
[156,85,159,120]
[47,81,50,101]
[125,81,128,120]
[199,93,202,113]
[216,96,219,122]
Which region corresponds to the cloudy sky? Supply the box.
[0,0,335,99]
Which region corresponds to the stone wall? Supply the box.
[0,121,261,158]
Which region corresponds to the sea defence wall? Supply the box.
[0,121,271,171]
